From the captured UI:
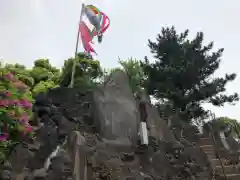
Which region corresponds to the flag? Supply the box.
[79,4,110,56]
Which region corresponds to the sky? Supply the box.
[0,0,240,119]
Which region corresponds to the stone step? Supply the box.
[200,145,214,151]
[205,151,218,159]
[125,176,153,180]
[205,150,215,155]
[196,133,205,138]
[199,138,212,145]
[215,165,238,174]
[206,153,216,159]
[211,158,226,166]
[125,177,136,180]
[218,173,240,180]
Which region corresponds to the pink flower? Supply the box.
[0,100,4,106]
[13,100,19,105]
[0,99,9,106]
[0,99,20,106]
[22,123,33,135]
[20,113,29,122]
[26,126,33,133]
[5,73,17,82]
[0,133,8,141]
[6,92,12,97]
[20,99,32,108]
[6,73,14,79]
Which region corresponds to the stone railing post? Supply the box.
[68,131,87,180]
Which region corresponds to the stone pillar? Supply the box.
[68,131,87,180]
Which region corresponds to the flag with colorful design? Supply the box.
[79,4,110,56]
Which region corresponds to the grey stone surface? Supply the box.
[93,71,140,144]
[1,85,215,180]
[145,103,175,142]
[8,144,34,173]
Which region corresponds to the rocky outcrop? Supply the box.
[93,71,140,145]
[0,88,87,180]
[146,103,175,142]
[1,71,214,180]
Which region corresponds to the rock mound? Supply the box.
[1,70,213,180]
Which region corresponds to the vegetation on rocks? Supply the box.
[0,26,239,163]
[205,117,240,138]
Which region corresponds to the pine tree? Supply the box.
[141,26,238,121]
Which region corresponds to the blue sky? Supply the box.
[0,0,240,119]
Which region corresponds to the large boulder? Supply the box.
[93,71,140,145]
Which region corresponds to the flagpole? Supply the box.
[69,2,85,88]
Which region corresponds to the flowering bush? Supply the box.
[0,71,34,162]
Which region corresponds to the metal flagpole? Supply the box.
[69,1,85,88]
